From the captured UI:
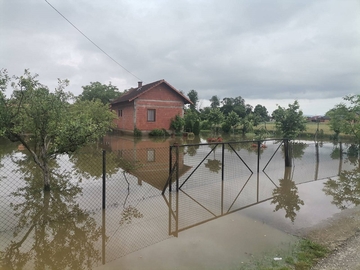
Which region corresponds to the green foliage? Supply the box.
[193,120,201,135]
[0,69,116,190]
[209,95,220,108]
[326,94,360,144]
[184,109,200,132]
[78,81,122,104]
[133,128,142,137]
[254,104,270,122]
[187,89,198,110]
[238,239,328,270]
[200,120,211,130]
[149,129,165,136]
[207,108,225,134]
[221,122,231,133]
[170,114,185,133]
[226,111,240,128]
[272,100,307,139]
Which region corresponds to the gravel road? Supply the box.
[298,206,360,270]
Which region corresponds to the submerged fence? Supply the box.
[0,139,354,269]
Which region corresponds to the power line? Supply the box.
[44,0,142,82]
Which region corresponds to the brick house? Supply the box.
[111,80,192,134]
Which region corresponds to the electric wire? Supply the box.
[44,0,142,82]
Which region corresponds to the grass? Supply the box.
[238,238,329,270]
[256,122,333,136]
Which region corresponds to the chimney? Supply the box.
[138,81,143,88]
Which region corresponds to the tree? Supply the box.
[0,69,116,191]
[326,94,360,145]
[210,95,220,109]
[207,108,225,135]
[225,111,240,134]
[272,100,307,139]
[254,104,270,122]
[78,81,122,105]
[170,114,185,133]
[187,89,198,111]
[184,109,200,132]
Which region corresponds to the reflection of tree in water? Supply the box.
[117,157,144,225]
[345,144,360,168]
[119,206,143,226]
[69,144,122,179]
[323,167,360,210]
[271,169,304,222]
[0,157,102,270]
[205,159,222,173]
[204,144,222,173]
[290,141,308,159]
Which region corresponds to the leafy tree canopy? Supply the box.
[254,104,270,122]
[326,94,360,144]
[272,100,307,139]
[187,89,198,111]
[210,95,220,109]
[78,81,122,104]
[0,69,116,191]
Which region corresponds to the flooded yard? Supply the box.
[0,136,359,269]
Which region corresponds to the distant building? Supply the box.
[111,80,192,134]
[307,116,330,123]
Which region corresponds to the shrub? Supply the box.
[200,120,211,130]
[193,120,200,135]
[149,129,165,137]
[133,128,142,137]
[221,122,231,133]
[170,114,185,133]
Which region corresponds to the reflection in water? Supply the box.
[0,158,102,270]
[204,159,222,173]
[271,168,304,222]
[69,143,122,179]
[323,166,360,210]
[2,136,360,269]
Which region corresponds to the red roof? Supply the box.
[111,79,192,105]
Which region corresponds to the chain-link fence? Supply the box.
[0,139,354,269]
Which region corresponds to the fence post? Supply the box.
[102,150,106,210]
[176,144,179,192]
[284,139,292,167]
[257,140,261,173]
[169,146,172,192]
[176,144,179,191]
[221,143,225,181]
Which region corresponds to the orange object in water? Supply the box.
[17,144,25,151]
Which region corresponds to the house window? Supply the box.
[147,109,156,122]
[118,109,123,117]
[147,149,155,162]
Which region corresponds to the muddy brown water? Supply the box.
[0,137,359,269]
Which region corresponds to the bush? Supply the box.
[149,129,165,137]
[133,128,142,137]
[193,120,201,135]
[221,122,231,133]
[170,114,185,133]
[200,120,211,130]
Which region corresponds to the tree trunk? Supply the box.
[43,165,51,191]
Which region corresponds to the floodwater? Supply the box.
[0,135,359,270]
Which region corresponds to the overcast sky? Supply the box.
[1,0,359,115]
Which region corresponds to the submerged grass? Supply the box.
[238,238,329,270]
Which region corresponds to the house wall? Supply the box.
[135,84,184,132]
[111,102,135,133]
